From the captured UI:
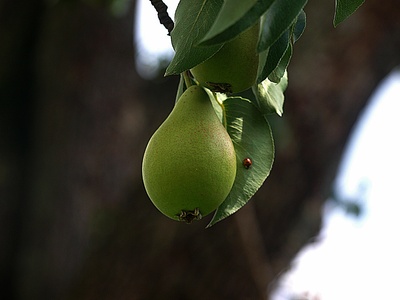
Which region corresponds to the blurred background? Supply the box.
[1,0,399,299]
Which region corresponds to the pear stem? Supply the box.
[212,92,228,129]
[183,70,193,89]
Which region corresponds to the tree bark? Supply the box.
[0,0,44,297]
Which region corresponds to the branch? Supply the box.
[149,0,174,35]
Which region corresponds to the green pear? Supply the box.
[142,85,237,223]
[191,23,260,94]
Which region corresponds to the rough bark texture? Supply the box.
[1,0,399,299]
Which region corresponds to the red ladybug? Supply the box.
[243,158,252,169]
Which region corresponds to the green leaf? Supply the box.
[268,42,292,83]
[257,49,269,84]
[165,0,224,75]
[258,0,308,51]
[206,90,226,123]
[175,74,186,103]
[200,0,274,46]
[334,0,365,27]
[257,10,305,83]
[252,71,288,116]
[200,0,257,43]
[257,29,289,83]
[293,9,306,42]
[207,97,274,227]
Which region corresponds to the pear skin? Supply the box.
[191,23,260,94]
[142,86,237,223]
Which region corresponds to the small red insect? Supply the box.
[243,158,252,169]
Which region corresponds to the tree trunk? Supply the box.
[1,0,399,299]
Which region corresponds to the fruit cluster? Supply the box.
[142,24,260,223]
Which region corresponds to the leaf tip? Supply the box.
[333,0,365,27]
[164,65,174,76]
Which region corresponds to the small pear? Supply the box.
[142,85,237,223]
[191,23,260,94]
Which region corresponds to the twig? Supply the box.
[149,0,174,35]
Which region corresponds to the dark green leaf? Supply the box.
[252,71,288,116]
[207,97,274,227]
[334,0,365,27]
[200,0,274,46]
[258,0,308,51]
[257,49,269,85]
[268,43,292,83]
[207,90,226,123]
[175,74,185,103]
[257,29,289,83]
[293,9,306,42]
[257,10,305,83]
[200,0,257,43]
[165,0,224,75]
